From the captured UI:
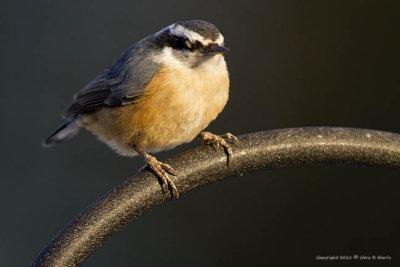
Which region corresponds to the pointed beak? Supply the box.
[205,45,230,54]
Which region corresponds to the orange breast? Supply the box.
[84,58,229,156]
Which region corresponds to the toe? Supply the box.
[224,133,239,144]
[168,181,180,198]
[199,131,237,166]
[227,152,232,165]
[161,163,177,176]
[224,146,234,165]
[214,139,221,150]
[137,149,180,198]
[161,180,169,193]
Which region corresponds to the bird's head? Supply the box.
[152,20,228,69]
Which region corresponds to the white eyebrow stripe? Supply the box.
[169,24,224,46]
[171,25,211,44]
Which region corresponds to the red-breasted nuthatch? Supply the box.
[43,20,238,198]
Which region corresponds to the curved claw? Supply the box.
[136,150,179,198]
[223,132,239,145]
[199,131,239,166]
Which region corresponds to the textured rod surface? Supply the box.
[31,127,400,266]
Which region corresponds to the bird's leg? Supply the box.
[134,147,179,198]
[198,132,239,165]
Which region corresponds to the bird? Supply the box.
[42,20,238,198]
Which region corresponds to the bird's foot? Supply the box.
[142,153,179,198]
[199,132,239,165]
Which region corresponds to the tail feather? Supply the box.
[42,117,80,147]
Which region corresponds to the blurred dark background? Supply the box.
[1,0,399,266]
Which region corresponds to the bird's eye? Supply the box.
[169,35,194,50]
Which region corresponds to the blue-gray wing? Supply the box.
[63,39,160,118]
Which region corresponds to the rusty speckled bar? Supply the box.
[32,127,400,266]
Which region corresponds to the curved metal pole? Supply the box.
[32,127,400,266]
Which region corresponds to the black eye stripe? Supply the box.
[196,42,219,51]
[168,34,218,51]
[155,28,222,51]
[167,35,191,50]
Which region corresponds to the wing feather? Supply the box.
[63,37,160,118]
